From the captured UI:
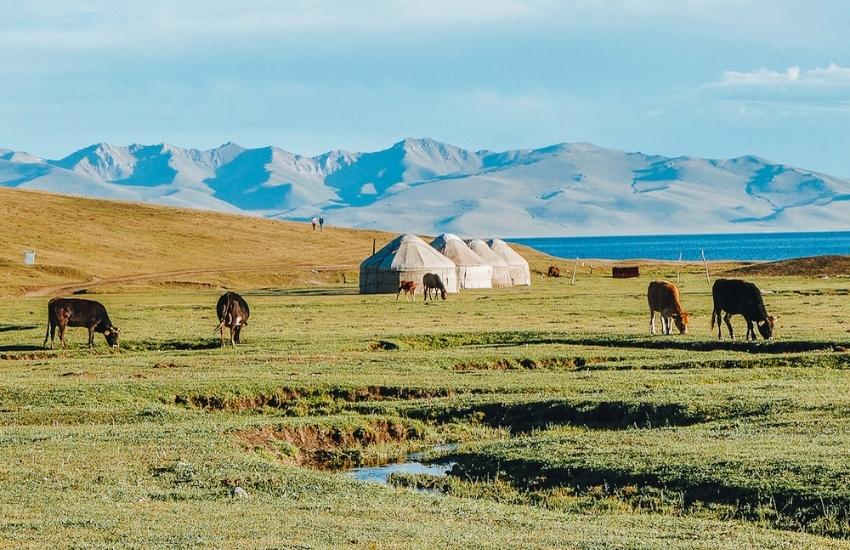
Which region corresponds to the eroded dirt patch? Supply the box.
[451,356,620,372]
[236,419,424,469]
[175,386,458,413]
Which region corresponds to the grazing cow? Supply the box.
[215,292,250,346]
[397,280,417,301]
[422,273,447,301]
[547,266,561,278]
[647,280,689,335]
[711,279,775,340]
[44,297,120,349]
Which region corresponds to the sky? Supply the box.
[2,0,850,176]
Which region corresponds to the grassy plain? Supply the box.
[1,190,849,548]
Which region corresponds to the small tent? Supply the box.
[487,239,531,286]
[360,234,459,294]
[466,239,513,288]
[430,234,493,289]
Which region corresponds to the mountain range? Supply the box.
[2,138,850,236]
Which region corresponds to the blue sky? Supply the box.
[2,1,850,175]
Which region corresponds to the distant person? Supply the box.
[311,216,318,231]
[319,216,324,232]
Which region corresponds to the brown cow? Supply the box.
[44,297,120,349]
[215,292,250,346]
[547,266,561,277]
[647,280,689,335]
[397,280,417,301]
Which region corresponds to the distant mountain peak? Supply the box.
[3,138,850,237]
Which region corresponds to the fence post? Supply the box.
[677,251,682,284]
[701,249,711,285]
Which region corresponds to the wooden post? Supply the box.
[372,238,376,256]
[677,251,682,284]
[571,257,578,285]
[701,249,711,285]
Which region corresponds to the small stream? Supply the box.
[345,443,458,485]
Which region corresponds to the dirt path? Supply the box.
[23,264,358,297]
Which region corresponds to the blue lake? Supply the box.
[509,231,850,261]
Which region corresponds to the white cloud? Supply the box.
[713,63,850,88]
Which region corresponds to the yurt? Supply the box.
[360,234,459,294]
[487,239,531,286]
[466,239,513,288]
[430,234,493,289]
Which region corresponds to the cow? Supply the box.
[397,280,417,301]
[215,292,250,346]
[711,279,775,340]
[547,266,561,278]
[44,297,120,349]
[422,273,447,301]
[647,280,689,335]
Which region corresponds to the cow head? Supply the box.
[104,327,120,348]
[673,311,689,334]
[757,316,775,340]
[440,289,446,300]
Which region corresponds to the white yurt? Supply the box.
[466,239,513,288]
[430,234,493,289]
[360,234,459,294]
[487,239,531,286]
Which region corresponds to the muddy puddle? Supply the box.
[345,444,457,486]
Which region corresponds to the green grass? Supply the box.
[1,264,850,547]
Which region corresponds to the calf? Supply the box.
[44,297,120,349]
[215,292,250,346]
[711,279,774,340]
[397,280,417,301]
[647,280,689,335]
[547,266,561,278]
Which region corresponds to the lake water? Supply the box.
[509,231,850,261]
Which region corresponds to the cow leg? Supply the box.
[723,313,734,340]
[649,311,656,335]
[234,325,242,344]
[220,325,226,347]
[746,320,755,341]
[44,322,53,349]
[396,290,401,301]
[88,326,95,348]
[230,327,236,346]
[59,326,67,349]
[662,315,670,335]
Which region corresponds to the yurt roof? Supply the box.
[466,239,510,267]
[362,234,456,271]
[487,238,529,266]
[430,234,488,267]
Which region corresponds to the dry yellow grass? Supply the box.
[0,188,556,296]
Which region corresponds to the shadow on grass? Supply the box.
[249,287,359,297]
[0,344,48,352]
[0,324,39,333]
[388,331,845,354]
[123,339,222,352]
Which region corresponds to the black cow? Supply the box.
[422,273,447,301]
[44,297,120,349]
[711,279,775,340]
[216,292,250,346]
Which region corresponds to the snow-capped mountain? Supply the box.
[2,138,850,236]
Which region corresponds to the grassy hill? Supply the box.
[1,188,849,547]
[0,188,558,297]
